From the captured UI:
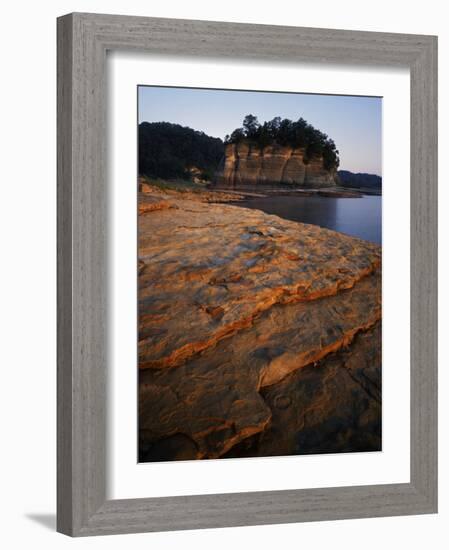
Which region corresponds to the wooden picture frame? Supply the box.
[57,12,438,536]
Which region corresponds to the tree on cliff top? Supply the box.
[242,114,261,138]
[225,115,340,170]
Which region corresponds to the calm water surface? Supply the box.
[235,195,381,244]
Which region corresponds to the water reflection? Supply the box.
[235,195,381,244]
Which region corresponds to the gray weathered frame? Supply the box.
[57,12,438,537]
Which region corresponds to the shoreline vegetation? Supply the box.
[138,179,382,461]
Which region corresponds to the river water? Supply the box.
[234,194,382,244]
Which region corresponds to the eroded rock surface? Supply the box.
[224,323,381,458]
[138,188,381,461]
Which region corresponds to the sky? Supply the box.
[138,86,382,176]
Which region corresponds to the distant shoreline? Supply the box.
[211,185,381,198]
[139,175,381,199]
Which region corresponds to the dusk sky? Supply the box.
[138,86,382,176]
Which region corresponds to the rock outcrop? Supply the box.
[138,186,381,461]
[215,142,337,189]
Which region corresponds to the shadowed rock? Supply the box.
[224,322,382,457]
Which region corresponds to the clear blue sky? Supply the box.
[138,86,382,175]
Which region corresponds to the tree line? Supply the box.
[138,122,224,181]
[337,170,382,189]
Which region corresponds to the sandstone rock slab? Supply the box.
[138,194,380,370]
[138,189,382,460]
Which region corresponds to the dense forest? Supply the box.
[139,122,224,181]
[337,170,382,190]
[225,115,340,171]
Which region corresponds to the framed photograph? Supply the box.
[57,12,437,536]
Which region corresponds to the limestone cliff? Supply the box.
[215,141,337,189]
